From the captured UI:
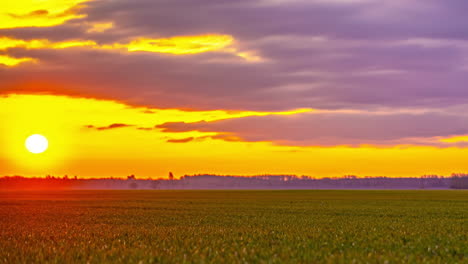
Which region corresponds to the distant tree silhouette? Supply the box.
[169,172,174,180]
[450,174,468,189]
[127,175,137,189]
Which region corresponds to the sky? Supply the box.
[2,0,468,178]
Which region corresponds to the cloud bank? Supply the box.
[2,0,468,147]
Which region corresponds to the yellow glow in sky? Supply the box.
[0,34,252,67]
[120,35,234,54]
[0,55,36,66]
[2,94,468,179]
[0,0,92,29]
[0,94,308,177]
[0,37,96,50]
[86,21,114,33]
[439,135,468,143]
[0,35,234,54]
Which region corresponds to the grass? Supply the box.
[0,190,466,263]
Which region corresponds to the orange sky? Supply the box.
[1,94,467,179]
[2,1,468,178]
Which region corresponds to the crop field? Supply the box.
[0,190,466,263]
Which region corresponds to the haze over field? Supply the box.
[3,1,468,178]
[3,174,468,190]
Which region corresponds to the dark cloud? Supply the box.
[167,137,195,143]
[85,123,133,130]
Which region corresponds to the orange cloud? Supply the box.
[0,34,259,67]
[0,37,96,66]
[167,137,195,143]
[86,21,114,33]
[0,37,96,50]
[118,35,234,54]
[439,135,468,143]
[0,0,92,29]
[0,55,36,66]
[85,123,134,131]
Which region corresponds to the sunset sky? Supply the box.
[2,0,468,178]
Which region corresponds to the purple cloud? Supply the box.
[157,111,468,146]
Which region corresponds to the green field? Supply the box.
[0,190,466,263]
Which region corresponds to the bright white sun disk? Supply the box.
[25,134,49,154]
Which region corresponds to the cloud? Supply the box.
[110,35,234,55]
[137,127,154,131]
[157,110,468,147]
[0,37,97,50]
[86,21,113,33]
[85,123,133,131]
[0,55,36,66]
[0,34,253,66]
[0,0,92,29]
[1,0,468,115]
[167,137,195,143]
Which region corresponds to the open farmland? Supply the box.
[0,190,466,263]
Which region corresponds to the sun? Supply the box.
[25,134,49,154]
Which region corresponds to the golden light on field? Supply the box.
[25,134,49,154]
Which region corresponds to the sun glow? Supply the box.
[25,134,49,154]
[0,94,309,177]
[4,94,468,178]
